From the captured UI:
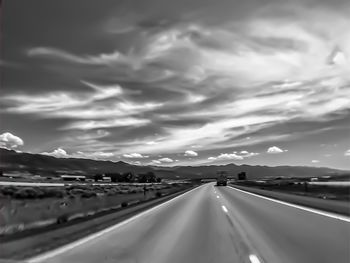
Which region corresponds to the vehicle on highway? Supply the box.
[216,171,228,186]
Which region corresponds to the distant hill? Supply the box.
[0,148,347,180]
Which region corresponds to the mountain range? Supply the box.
[0,148,348,180]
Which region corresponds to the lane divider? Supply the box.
[221,205,228,213]
[215,185,266,263]
[26,184,206,263]
[228,186,350,223]
[249,254,262,263]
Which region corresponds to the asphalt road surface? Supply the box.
[27,183,350,263]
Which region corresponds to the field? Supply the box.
[0,183,189,235]
[232,179,350,201]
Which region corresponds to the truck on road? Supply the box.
[216,171,228,186]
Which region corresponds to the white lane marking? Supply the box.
[249,254,261,263]
[221,205,228,213]
[27,185,206,263]
[228,186,350,223]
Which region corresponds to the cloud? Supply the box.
[2,1,350,169]
[2,80,161,130]
[208,150,259,161]
[267,146,286,154]
[27,47,127,66]
[149,157,174,166]
[41,148,115,160]
[41,148,69,158]
[158,157,174,163]
[130,161,142,165]
[150,160,162,165]
[311,160,320,163]
[212,153,243,160]
[184,150,198,157]
[345,149,350,156]
[0,132,24,149]
[63,118,150,130]
[123,153,149,158]
[240,151,260,158]
[76,151,114,159]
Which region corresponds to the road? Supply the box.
[27,183,350,263]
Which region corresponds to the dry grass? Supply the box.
[0,183,185,228]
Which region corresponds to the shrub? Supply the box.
[43,188,65,198]
[1,186,18,196]
[34,188,45,198]
[155,192,162,198]
[14,187,40,199]
[69,188,86,196]
[121,202,128,207]
[106,190,116,196]
[81,191,97,198]
[56,214,69,224]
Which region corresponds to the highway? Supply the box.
[27,183,350,263]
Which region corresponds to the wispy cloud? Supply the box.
[2,0,350,168]
[27,47,127,66]
[2,80,161,130]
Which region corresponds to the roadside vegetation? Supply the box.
[0,182,189,235]
[232,178,350,201]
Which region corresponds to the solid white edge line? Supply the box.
[26,184,205,263]
[249,254,262,263]
[228,186,350,223]
[221,205,228,213]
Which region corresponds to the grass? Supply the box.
[0,183,188,231]
[233,180,350,201]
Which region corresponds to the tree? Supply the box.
[238,172,246,180]
[156,177,162,183]
[138,172,156,183]
[147,172,157,183]
[94,174,103,182]
[138,173,148,183]
[125,172,135,182]
[107,173,120,183]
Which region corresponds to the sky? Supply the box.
[1,0,350,169]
